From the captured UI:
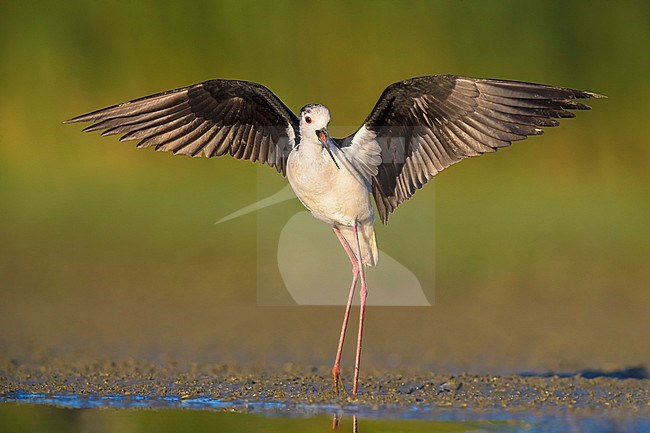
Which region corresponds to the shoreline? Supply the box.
[2,361,647,416]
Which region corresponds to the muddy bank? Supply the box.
[1,360,647,417]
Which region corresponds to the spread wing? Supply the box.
[66,79,299,174]
[343,75,604,223]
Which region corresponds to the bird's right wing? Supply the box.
[66,79,300,174]
[345,75,604,223]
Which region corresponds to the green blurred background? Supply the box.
[0,1,648,373]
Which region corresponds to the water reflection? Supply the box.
[331,414,357,432]
[1,393,647,433]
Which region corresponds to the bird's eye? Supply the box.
[305,116,312,124]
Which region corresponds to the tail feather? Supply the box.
[338,224,378,267]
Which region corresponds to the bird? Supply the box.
[66,74,604,395]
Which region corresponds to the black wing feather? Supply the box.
[356,75,604,223]
[66,80,299,174]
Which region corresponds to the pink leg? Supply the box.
[352,222,368,395]
[331,226,359,392]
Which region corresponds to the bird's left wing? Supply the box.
[341,75,604,223]
[66,80,299,174]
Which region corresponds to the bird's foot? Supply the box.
[331,365,350,396]
[331,365,341,391]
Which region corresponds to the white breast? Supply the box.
[287,141,374,227]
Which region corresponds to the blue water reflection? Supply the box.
[2,391,647,433]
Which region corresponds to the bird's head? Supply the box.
[298,104,339,168]
[299,104,331,146]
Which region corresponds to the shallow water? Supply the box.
[1,392,647,433]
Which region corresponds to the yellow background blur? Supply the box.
[1,1,648,372]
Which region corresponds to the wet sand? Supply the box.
[1,359,648,417]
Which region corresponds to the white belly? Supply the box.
[287,147,374,227]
